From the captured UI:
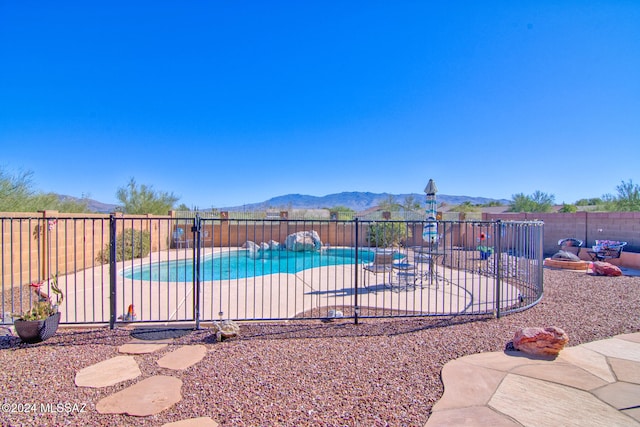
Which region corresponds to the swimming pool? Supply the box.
[124,248,394,281]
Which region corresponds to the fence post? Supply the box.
[494,220,502,318]
[192,215,202,329]
[354,218,359,325]
[538,221,544,297]
[109,214,117,329]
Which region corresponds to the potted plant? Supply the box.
[477,232,493,260]
[12,274,64,343]
[477,245,494,260]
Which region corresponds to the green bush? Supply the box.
[366,222,411,247]
[96,229,151,263]
[559,203,577,213]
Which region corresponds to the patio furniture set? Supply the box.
[558,238,627,262]
[363,247,448,292]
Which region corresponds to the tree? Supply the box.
[116,178,179,214]
[378,195,400,212]
[401,196,421,212]
[327,205,355,220]
[0,168,42,212]
[608,179,640,211]
[559,203,577,213]
[0,167,91,213]
[448,201,479,213]
[508,191,555,213]
[575,198,602,206]
[480,200,504,207]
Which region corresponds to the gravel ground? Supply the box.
[1,268,639,427]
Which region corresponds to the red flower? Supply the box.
[30,281,44,289]
[479,233,486,240]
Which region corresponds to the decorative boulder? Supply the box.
[285,231,322,252]
[592,261,623,277]
[513,326,569,356]
[268,240,280,250]
[212,320,240,342]
[243,241,261,259]
[551,250,580,261]
[327,309,344,319]
[243,240,258,250]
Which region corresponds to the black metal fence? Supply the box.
[1,216,543,327]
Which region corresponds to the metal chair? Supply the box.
[558,238,583,257]
[588,240,627,261]
[173,228,189,249]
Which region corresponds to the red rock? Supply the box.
[592,261,623,277]
[513,326,569,356]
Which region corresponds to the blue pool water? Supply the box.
[125,248,391,282]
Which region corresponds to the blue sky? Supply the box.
[1,1,638,209]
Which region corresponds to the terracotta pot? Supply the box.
[14,312,61,343]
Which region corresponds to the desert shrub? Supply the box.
[559,203,577,213]
[366,222,411,247]
[96,228,151,263]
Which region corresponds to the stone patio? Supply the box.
[425,332,640,426]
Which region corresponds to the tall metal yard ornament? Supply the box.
[422,179,438,246]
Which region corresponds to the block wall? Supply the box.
[483,211,640,256]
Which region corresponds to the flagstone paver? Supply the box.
[557,346,616,382]
[161,416,219,427]
[609,357,640,383]
[489,374,638,427]
[510,362,609,391]
[426,333,640,427]
[96,375,182,416]
[118,337,172,354]
[425,406,520,427]
[616,332,640,344]
[626,407,640,422]
[432,359,506,411]
[157,344,207,370]
[581,337,640,362]
[75,355,141,388]
[457,349,552,371]
[591,382,640,410]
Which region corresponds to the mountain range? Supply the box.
[66,192,510,213]
[221,192,510,212]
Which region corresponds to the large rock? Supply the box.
[243,241,260,259]
[243,240,258,250]
[212,320,240,342]
[268,240,280,250]
[592,261,623,277]
[513,327,569,356]
[551,250,580,261]
[285,231,322,252]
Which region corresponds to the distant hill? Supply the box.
[57,192,509,214]
[58,195,118,213]
[222,192,510,212]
